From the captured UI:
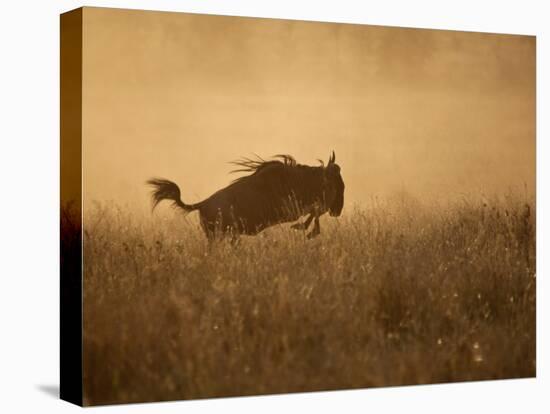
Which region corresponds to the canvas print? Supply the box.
[60,7,535,406]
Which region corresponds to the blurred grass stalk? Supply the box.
[69,192,535,405]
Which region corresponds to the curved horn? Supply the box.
[328,150,336,164]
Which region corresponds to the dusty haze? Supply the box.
[81,7,535,212]
[75,9,536,404]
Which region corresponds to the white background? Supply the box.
[0,0,547,412]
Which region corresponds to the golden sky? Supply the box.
[81,7,535,211]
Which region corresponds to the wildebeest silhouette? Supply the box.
[147,151,344,241]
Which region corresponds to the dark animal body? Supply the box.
[147,152,344,240]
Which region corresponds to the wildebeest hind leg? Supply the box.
[229,232,241,246]
[307,216,320,239]
[291,213,314,231]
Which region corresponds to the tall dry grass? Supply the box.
[80,193,535,405]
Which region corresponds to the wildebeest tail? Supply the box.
[146,178,200,213]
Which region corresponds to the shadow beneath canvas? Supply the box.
[36,384,59,399]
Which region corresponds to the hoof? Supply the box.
[306,231,320,239]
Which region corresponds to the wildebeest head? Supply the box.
[324,151,345,217]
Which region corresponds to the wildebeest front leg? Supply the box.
[307,215,321,239]
[291,213,314,231]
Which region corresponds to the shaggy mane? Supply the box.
[230,154,299,183]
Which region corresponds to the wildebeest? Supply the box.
[147,151,344,241]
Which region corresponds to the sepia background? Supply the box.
[77,7,535,405]
[82,7,535,210]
